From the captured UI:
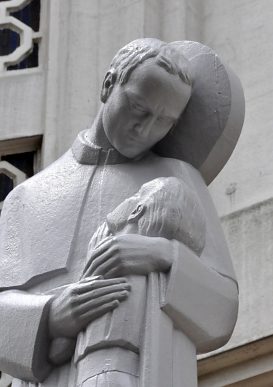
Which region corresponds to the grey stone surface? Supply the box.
[155,41,245,185]
[0,39,242,386]
[200,1,273,364]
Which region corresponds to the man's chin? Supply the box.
[117,147,148,160]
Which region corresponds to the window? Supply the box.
[0,0,41,72]
[0,371,12,387]
[0,135,42,213]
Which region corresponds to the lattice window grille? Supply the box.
[0,160,26,210]
[0,0,41,72]
[0,371,12,387]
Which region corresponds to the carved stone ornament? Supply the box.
[0,38,244,387]
[0,0,40,72]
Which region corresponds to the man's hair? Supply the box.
[109,38,192,86]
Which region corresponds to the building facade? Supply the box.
[1,0,273,385]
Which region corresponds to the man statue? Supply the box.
[0,38,243,387]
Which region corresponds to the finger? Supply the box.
[76,291,129,316]
[84,249,117,277]
[80,300,120,325]
[83,239,114,276]
[88,237,113,260]
[103,261,146,278]
[76,278,128,294]
[91,235,113,250]
[77,283,131,304]
[91,256,119,277]
[103,266,125,279]
[80,275,103,282]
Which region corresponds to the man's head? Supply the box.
[106,177,206,256]
[101,39,192,159]
[101,39,192,98]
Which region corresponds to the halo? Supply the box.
[154,41,245,185]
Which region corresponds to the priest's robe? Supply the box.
[0,131,238,386]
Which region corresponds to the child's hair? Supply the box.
[107,177,206,256]
[136,177,206,255]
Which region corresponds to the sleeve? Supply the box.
[161,241,238,353]
[161,165,239,354]
[0,290,53,382]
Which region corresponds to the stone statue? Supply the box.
[0,39,244,387]
[49,176,206,385]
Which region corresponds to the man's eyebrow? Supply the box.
[126,90,178,121]
[126,90,148,106]
[161,114,178,121]
[158,111,179,122]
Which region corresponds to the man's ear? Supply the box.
[128,204,146,223]
[101,70,117,103]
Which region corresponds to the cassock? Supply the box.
[0,131,238,387]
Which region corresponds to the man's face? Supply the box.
[102,58,191,158]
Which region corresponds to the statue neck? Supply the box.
[85,106,113,150]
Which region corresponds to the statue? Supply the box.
[48,176,206,385]
[0,39,244,387]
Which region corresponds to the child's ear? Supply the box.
[101,70,117,103]
[128,204,146,223]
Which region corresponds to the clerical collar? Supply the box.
[72,130,130,165]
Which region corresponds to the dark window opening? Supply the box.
[0,151,35,209]
[0,173,13,203]
[11,0,41,32]
[0,29,20,56]
[7,41,39,70]
[1,151,35,178]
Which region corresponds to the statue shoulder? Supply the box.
[0,150,85,290]
[3,149,81,207]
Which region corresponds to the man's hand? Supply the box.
[83,234,173,279]
[48,277,130,339]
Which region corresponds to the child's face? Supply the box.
[106,196,146,236]
[114,221,138,236]
[106,195,138,234]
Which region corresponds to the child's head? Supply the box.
[106,177,206,256]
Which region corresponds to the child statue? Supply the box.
[51,176,206,386]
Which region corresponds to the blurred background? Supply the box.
[0,0,273,385]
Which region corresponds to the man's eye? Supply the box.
[157,116,173,126]
[131,103,146,113]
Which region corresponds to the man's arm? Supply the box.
[0,186,55,381]
[83,230,238,354]
[0,290,53,382]
[161,165,239,353]
[161,241,238,353]
[0,187,131,379]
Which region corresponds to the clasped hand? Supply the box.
[49,234,172,341]
[83,234,173,278]
[48,277,130,339]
